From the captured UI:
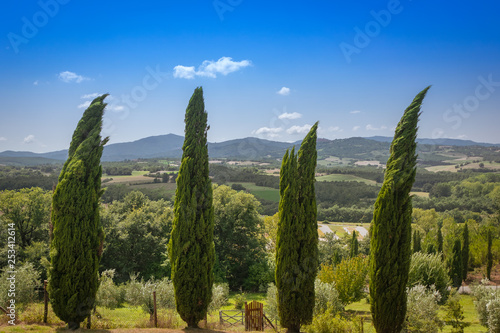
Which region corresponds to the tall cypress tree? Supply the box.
[168,87,214,328]
[437,221,444,255]
[486,229,493,280]
[462,222,469,281]
[412,230,422,253]
[350,230,359,258]
[450,239,463,289]
[49,95,108,330]
[369,87,430,333]
[276,123,318,333]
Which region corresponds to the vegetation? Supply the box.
[168,87,214,328]
[370,86,429,333]
[49,94,108,329]
[276,123,319,333]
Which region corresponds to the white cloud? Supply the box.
[58,71,89,83]
[174,57,251,79]
[33,80,39,86]
[353,126,361,131]
[457,134,468,140]
[107,105,124,111]
[24,135,35,144]
[78,101,91,109]
[0,137,7,141]
[81,93,101,99]
[366,124,387,131]
[350,110,361,114]
[287,124,312,135]
[277,87,290,96]
[328,126,343,132]
[278,112,302,120]
[253,127,283,138]
[173,66,196,79]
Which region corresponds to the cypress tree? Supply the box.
[49,95,108,329]
[350,230,359,258]
[437,221,444,254]
[168,87,214,328]
[276,123,318,333]
[369,86,430,333]
[462,222,469,281]
[486,229,493,280]
[412,230,422,253]
[450,239,463,289]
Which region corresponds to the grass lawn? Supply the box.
[315,174,377,185]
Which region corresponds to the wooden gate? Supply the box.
[245,301,264,331]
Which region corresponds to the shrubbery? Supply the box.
[471,279,500,332]
[404,284,443,333]
[0,263,40,308]
[408,252,450,303]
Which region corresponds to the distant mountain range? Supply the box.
[1,134,499,165]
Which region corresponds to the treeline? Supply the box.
[0,165,59,191]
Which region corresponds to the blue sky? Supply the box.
[1,0,499,153]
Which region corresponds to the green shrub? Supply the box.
[96,269,125,309]
[408,252,450,303]
[472,280,500,332]
[305,310,363,333]
[233,290,246,310]
[208,283,229,313]
[0,262,40,308]
[405,284,443,333]
[443,291,470,333]
[124,274,175,318]
[265,283,278,322]
[314,279,343,315]
[326,256,368,305]
[486,298,500,333]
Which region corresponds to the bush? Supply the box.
[408,252,450,303]
[208,283,229,313]
[0,262,40,308]
[233,290,246,310]
[443,291,470,333]
[305,311,363,333]
[124,274,175,319]
[314,279,343,315]
[405,284,443,333]
[471,279,500,330]
[318,256,368,306]
[96,269,125,309]
[265,283,278,322]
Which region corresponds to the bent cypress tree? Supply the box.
[169,87,214,328]
[49,95,108,330]
[276,122,318,333]
[369,87,430,333]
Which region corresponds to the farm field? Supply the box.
[315,174,377,185]
[227,182,280,202]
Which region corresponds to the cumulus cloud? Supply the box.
[81,93,101,99]
[278,112,302,120]
[328,126,343,132]
[253,127,283,138]
[287,124,312,135]
[173,57,251,79]
[350,110,361,114]
[33,80,39,86]
[24,135,35,144]
[173,65,196,79]
[366,124,387,131]
[277,87,290,96]
[0,137,7,141]
[353,126,361,131]
[58,71,89,83]
[107,105,125,111]
[78,101,91,109]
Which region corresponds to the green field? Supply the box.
[316,173,377,185]
[228,182,280,202]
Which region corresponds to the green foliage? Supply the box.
[95,270,125,309]
[124,275,175,318]
[487,229,493,279]
[0,263,40,307]
[471,280,500,329]
[407,252,450,303]
[437,221,444,254]
[265,283,279,322]
[233,290,246,310]
[313,279,343,315]
[444,291,470,333]
[404,284,443,333]
[319,256,368,306]
[168,87,214,328]
[305,311,363,333]
[462,222,470,281]
[49,94,108,329]
[450,239,463,289]
[276,123,319,332]
[208,283,229,313]
[413,230,422,253]
[100,192,173,283]
[318,232,348,266]
[212,184,268,290]
[370,86,429,333]
[350,231,359,258]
